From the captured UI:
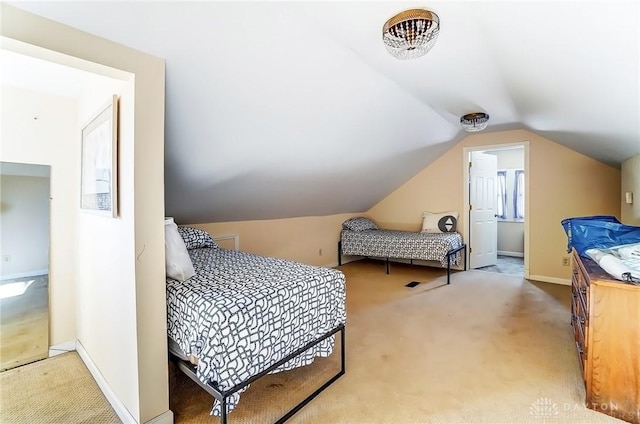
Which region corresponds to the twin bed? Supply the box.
[166,226,346,423]
[338,216,467,284]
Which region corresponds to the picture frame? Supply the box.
[80,95,119,217]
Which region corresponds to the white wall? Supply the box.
[0,174,49,279]
[621,154,640,225]
[1,5,169,424]
[0,174,50,278]
[0,85,78,346]
[497,221,524,255]
[492,148,525,169]
[76,79,143,419]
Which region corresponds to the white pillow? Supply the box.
[164,217,195,282]
[421,211,459,233]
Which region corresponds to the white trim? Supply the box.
[76,340,137,424]
[212,234,239,251]
[0,268,48,280]
[49,340,76,357]
[528,275,571,286]
[144,410,174,424]
[497,251,524,258]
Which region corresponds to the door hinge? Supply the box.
[469,247,473,253]
[469,162,472,168]
[469,204,473,211]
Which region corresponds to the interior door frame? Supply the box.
[462,141,530,278]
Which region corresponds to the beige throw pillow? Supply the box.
[421,211,459,233]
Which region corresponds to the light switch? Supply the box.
[625,192,633,204]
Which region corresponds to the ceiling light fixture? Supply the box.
[383,8,440,60]
[460,112,490,132]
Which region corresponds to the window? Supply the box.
[514,170,525,219]
[497,171,507,219]
[496,168,525,221]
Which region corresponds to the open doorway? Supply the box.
[463,142,529,278]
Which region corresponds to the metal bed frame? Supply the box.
[169,323,346,424]
[338,240,467,285]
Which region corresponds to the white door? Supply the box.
[469,151,498,269]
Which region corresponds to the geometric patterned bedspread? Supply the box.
[166,247,346,416]
[341,229,464,267]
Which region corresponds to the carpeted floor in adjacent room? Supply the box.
[0,350,120,423]
[0,259,626,423]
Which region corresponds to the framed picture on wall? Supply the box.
[80,95,119,217]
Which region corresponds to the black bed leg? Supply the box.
[464,246,467,271]
[340,325,346,374]
[447,254,451,285]
[386,258,389,274]
[338,241,342,266]
[221,397,227,424]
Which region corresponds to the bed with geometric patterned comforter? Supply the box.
[166,246,346,417]
[340,229,464,267]
[339,229,466,284]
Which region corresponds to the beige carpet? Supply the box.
[169,260,625,424]
[0,351,120,423]
[0,260,627,424]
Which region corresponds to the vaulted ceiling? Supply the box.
[8,1,640,223]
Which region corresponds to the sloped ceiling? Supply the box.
[7,1,640,223]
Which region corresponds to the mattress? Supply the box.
[341,229,463,267]
[166,247,346,415]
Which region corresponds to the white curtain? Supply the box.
[514,170,525,219]
[497,171,507,219]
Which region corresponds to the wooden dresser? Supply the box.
[571,249,640,423]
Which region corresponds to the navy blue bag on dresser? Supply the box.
[561,215,640,257]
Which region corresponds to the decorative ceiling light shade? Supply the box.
[383,8,440,60]
[460,112,490,132]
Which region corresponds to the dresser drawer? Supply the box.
[574,340,586,377]
[571,294,587,339]
[572,257,590,311]
[571,291,587,373]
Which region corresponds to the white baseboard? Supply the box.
[49,340,76,357]
[76,340,137,424]
[497,251,524,258]
[0,268,48,280]
[528,275,571,286]
[145,410,174,424]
